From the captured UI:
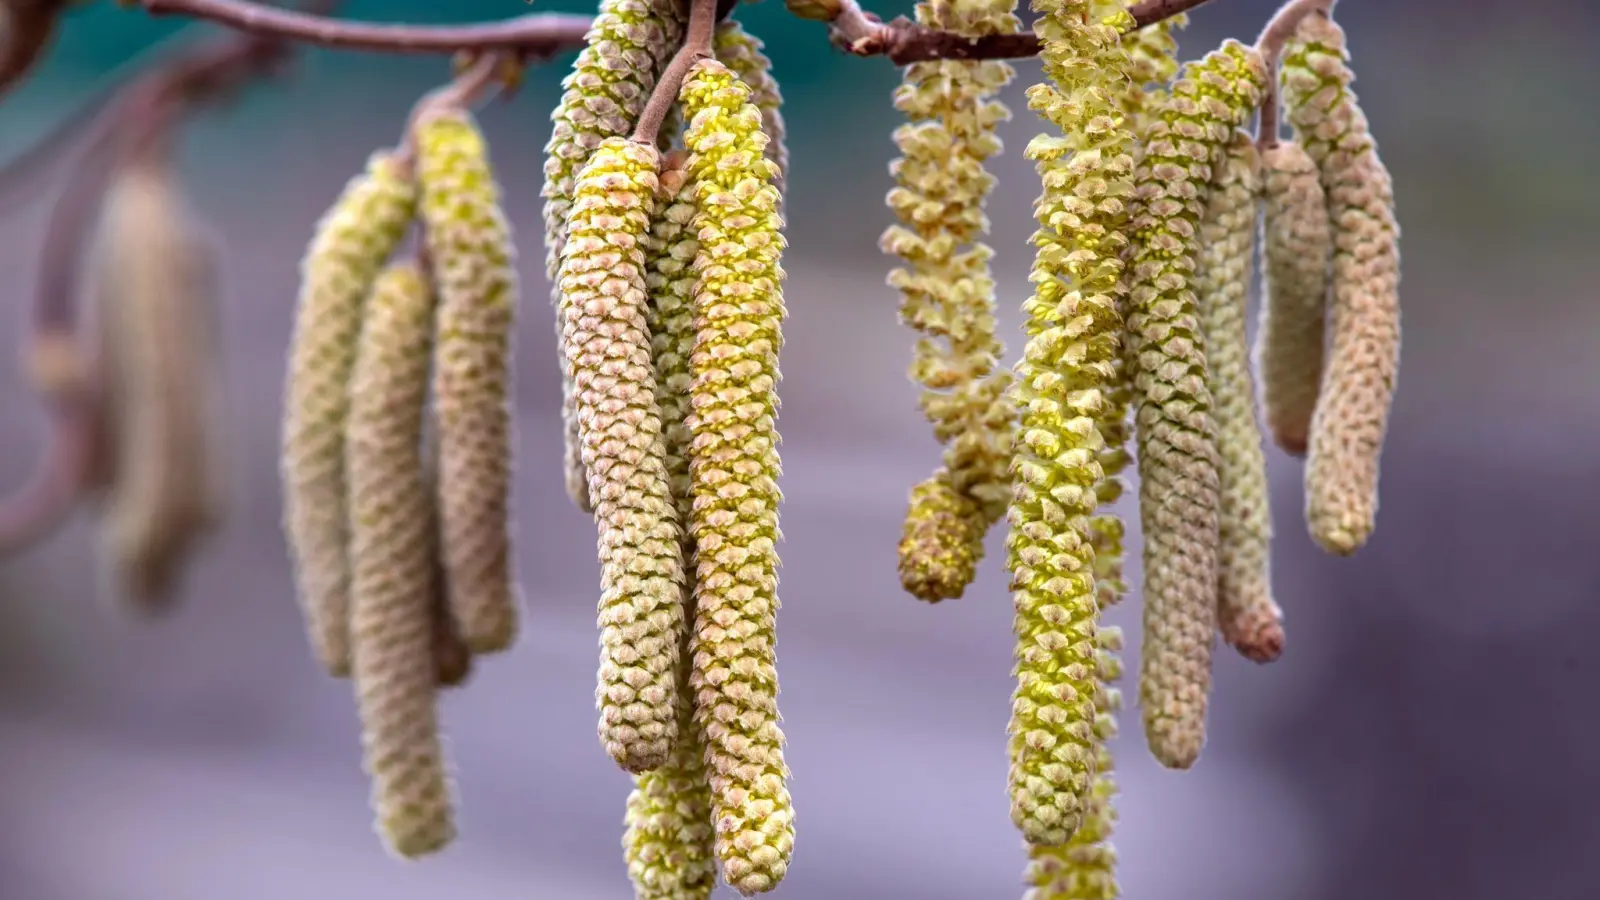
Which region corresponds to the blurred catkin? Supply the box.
[881,0,1018,601]
[1119,0,1183,130]
[1126,40,1267,770]
[557,136,687,774]
[622,166,717,900]
[1005,0,1134,847]
[1196,131,1282,664]
[420,424,473,689]
[1255,139,1331,456]
[714,22,788,191]
[415,108,521,655]
[283,150,417,676]
[544,0,686,512]
[345,262,455,859]
[91,153,223,613]
[679,59,794,895]
[1281,13,1400,556]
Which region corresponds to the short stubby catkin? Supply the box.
[345,262,456,860]
[557,135,688,774]
[1255,139,1332,457]
[714,22,788,191]
[1125,39,1267,770]
[415,109,521,655]
[283,150,417,675]
[898,470,987,602]
[1196,131,1283,665]
[1281,14,1400,557]
[678,59,794,896]
[544,0,686,513]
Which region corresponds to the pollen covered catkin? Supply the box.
[544,0,686,513]
[1126,40,1267,770]
[415,108,521,655]
[345,262,455,860]
[1281,13,1400,556]
[1006,0,1136,847]
[714,22,788,191]
[679,60,794,895]
[284,150,417,676]
[881,0,1018,601]
[557,136,687,774]
[1196,131,1282,664]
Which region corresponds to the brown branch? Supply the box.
[1253,0,1337,149]
[631,0,719,146]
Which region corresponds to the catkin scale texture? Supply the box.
[679,60,794,895]
[544,0,686,512]
[345,262,456,859]
[1196,131,1282,664]
[1281,14,1400,556]
[557,136,689,774]
[714,22,788,192]
[1126,40,1267,770]
[1256,140,1332,457]
[416,109,522,655]
[283,151,417,675]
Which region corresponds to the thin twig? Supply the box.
[631,0,719,146]
[395,51,508,172]
[1253,0,1336,149]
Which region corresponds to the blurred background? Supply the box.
[0,0,1597,897]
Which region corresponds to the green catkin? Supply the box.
[1126,40,1267,770]
[1255,139,1331,457]
[1196,131,1283,664]
[1007,0,1135,847]
[714,21,789,190]
[679,59,794,895]
[881,0,1018,601]
[622,163,717,900]
[345,262,456,860]
[415,108,522,655]
[557,136,687,774]
[283,150,417,676]
[544,0,686,513]
[1281,13,1400,556]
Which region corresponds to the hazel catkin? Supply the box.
[714,21,788,192]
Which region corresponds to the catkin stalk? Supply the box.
[283,150,417,675]
[679,59,794,896]
[415,108,522,655]
[346,262,455,859]
[1281,13,1400,556]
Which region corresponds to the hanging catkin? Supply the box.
[622,161,717,900]
[1196,130,1282,664]
[881,0,1018,602]
[1280,13,1400,556]
[420,423,473,689]
[1120,0,1184,129]
[679,59,794,895]
[1255,139,1331,457]
[1126,40,1267,770]
[345,261,456,860]
[557,135,687,774]
[283,150,417,676]
[714,21,788,191]
[544,0,686,513]
[415,107,522,655]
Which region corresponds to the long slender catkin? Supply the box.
[1255,139,1331,457]
[346,261,455,859]
[558,136,687,774]
[1281,13,1400,556]
[679,59,794,896]
[415,107,521,654]
[283,150,417,675]
[1196,130,1282,664]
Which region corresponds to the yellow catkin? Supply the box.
[557,136,687,774]
[1119,1,1184,130]
[544,0,686,513]
[1255,139,1331,457]
[1126,40,1266,770]
[881,0,1018,601]
[679,59,794,895]
[714,21,789,190]
[1196,131,1283,664]
[415,108,522,655]
[283,150,417,676]
[1006,0,1135,847]
[91,154,222,613]
[1281,13,1400,556]
[622,164,717,900]
[345,262,456,860]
